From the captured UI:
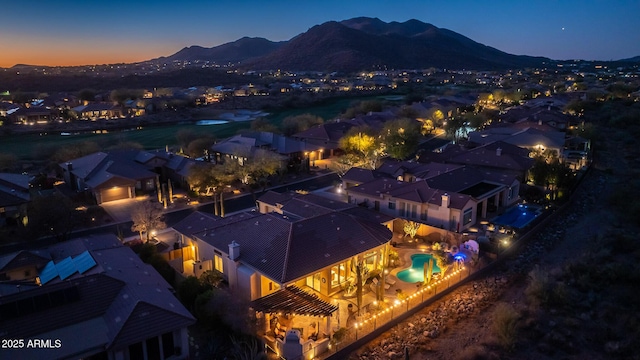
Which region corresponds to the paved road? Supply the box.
[0,172,340,254]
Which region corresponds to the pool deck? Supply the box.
[388,248,442,294]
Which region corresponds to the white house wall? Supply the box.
[348,192,478,232]
[237,265,259,301]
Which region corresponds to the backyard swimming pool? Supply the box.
[396,253,441,283]
[492,204,541,229]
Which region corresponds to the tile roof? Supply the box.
[72,103,120,112]
[0,235,194,358]
[376,159,463,180]
[0,250,50,272]
[0,189,29,207]
[340,206,395,224]
[62,150,157,189]
[193,211,392,284]
[0,273,124,342]
[347,177,473,210]
[256,191,297,208]
[0,173,31,190]
[424,166,513,194]
[468,127,565,151]
[418,140,533,174]
[426,166,516,197]
[293,121,355,144]
[342,167,383,184]
[211,135,257,158]
[172,211,257,237]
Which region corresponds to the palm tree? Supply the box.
[351,258,369,316]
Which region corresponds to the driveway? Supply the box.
[100,195,153,222]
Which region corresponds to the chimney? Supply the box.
[229,241,240,261]
[496,148,502,156]
[66,162,77,190]
[441,193,450,208]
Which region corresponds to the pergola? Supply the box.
[251,285,339,344]
[251,285,338,317]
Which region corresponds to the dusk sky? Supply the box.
[1,0,639,68]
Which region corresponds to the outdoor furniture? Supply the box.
[275,322,287,340]
[308,322,318,341]
[372,278,390,290]
[385,277,396,286]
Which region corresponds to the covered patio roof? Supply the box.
[251,285,338,317]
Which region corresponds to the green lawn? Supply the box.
[266,94,400,127]
[0,121,251,160]
[0,94,399,160]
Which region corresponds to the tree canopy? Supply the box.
[339,126,384,169]
[27,193,85,241]
[281,113,324,136]
[130,201,166,242]
[381,118,421,160]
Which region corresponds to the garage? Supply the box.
[98,186,131,203]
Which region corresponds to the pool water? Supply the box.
[195,119,229,125]
[396,254,441,283]
[492,204,540,229]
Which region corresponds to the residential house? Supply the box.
[10,106,52,125]
[345,162,520,232]
[345,176,477,232]
[61,149,197,204]
[467,127,566,158]
[124,99,149,117]
[172,197,393,302]
[0,173,31,226]
[71,103,123,120]
[0,234,195,360]
[292,121,355,157]
[60,150,159,204]
[419,141,534,181]
[0,102,20,117]
[170,191,393,357]
[211,132,321,166]
[0,250,49,282]
[423,166,521,218]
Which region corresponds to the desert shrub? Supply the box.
[550,282,569,306]
[205,290,254,335]
[230,336,266,360]
[492,303,519,350]
[525,266,552,307]
[455,345,493,360]
[331,327,349,345]
[177,276,206,311]
[194,289,215,324]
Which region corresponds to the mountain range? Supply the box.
[155,37,286,64]
[157,17,550,71]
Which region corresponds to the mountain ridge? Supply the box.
[242,18,548,71]
[5,18,638,71]
[152,36,285,64]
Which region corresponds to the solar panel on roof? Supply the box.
[56,256,77,280]
[73,250,97,274]
[39,260,58,285]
